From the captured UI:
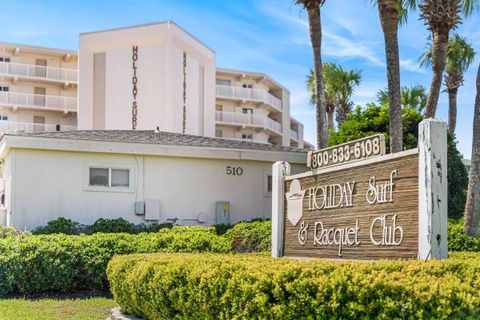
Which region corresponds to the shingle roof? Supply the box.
[12,130,307,153]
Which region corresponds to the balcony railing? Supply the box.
[220,136,271,144]
[0,120,77,135]
[0,61,78,84]
[290,129,299,140]
[215,111,282,134]
[0,91,77,112]
[216,85,282,110]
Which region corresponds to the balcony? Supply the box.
[216,85,282,110]
[215,111,282,134]
[0,61,78,84]
[290,129,299,141]
[0,120,77,135]
[0,91,77,113]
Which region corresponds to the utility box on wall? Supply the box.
[145,199,161,221]
[215,201,230,225]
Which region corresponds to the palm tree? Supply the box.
[419,35,475,133]
[307,65,337,137]
[461,0,480,238]
[378,85,427,111]
[374,0,417,153]
[419,0,462,119]
[307,64,361,132]
[335,67,362,126]
[296,0,328,149]
[464,64,480,236]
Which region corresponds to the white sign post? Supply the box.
[272,161,290,258]
[418,119,448,260]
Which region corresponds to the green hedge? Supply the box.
[449,219,480,252]
[2,218,479,297]
[0,227,230,296]
[223,220,271,252]
[31,217,177,235]
[107,252,480,319]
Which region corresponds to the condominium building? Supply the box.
[0,21,312,230]
[0,21,311,149]
[0,42,78,134]
[215,69,305,148]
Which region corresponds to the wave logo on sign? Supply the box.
[285,179,305,226]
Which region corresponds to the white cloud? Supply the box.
[322,31,384,67]
[400,59,426,74]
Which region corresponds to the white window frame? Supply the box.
[0,86,9,92]
[0,57,11,63]
[83,162,135,193]
[242,83,254,89]
[263,170,272,198]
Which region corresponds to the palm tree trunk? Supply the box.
[464,64,480,236]
[335,104,348,127]
[306,5,327,149]
[327,107,334,140]
[448,87,458,134]
[425,32,449,119]
[377,0,403,153]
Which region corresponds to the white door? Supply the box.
[33,115,45,133]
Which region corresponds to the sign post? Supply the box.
[272,119,448,260]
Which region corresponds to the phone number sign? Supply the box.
[307,134,386,170]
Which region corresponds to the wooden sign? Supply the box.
[307,134,386,170]
[285,151,418,259]
[272,120,448,261]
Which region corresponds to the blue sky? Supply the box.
[1,0,478,158]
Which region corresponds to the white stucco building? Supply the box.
[0,21,313,230]
[0,131,306,230]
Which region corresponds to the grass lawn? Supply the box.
[0,297,117,320]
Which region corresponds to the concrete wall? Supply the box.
[79,22,216,136]
[4,148,306,230]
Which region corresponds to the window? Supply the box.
[0,57,10,63]
[0,86,9,92]
[216,79,231,86]
[242,83,253,89]
[215,130,222,138]
[0,115,7,121]
[242,133,253,140]
[89,167,130,188]
[242,108,253,115]
[264,171,273,197]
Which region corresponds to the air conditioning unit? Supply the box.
[215,201,230,225]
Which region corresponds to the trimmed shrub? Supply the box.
[224,220,271,252]
[88,218,138,234]
[107,252,480,319]
[31,217,83,235]
[449,219,480,252]
[31,217,178,235]
[0,227,230,296]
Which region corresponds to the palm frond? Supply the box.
[462,0,480,16]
